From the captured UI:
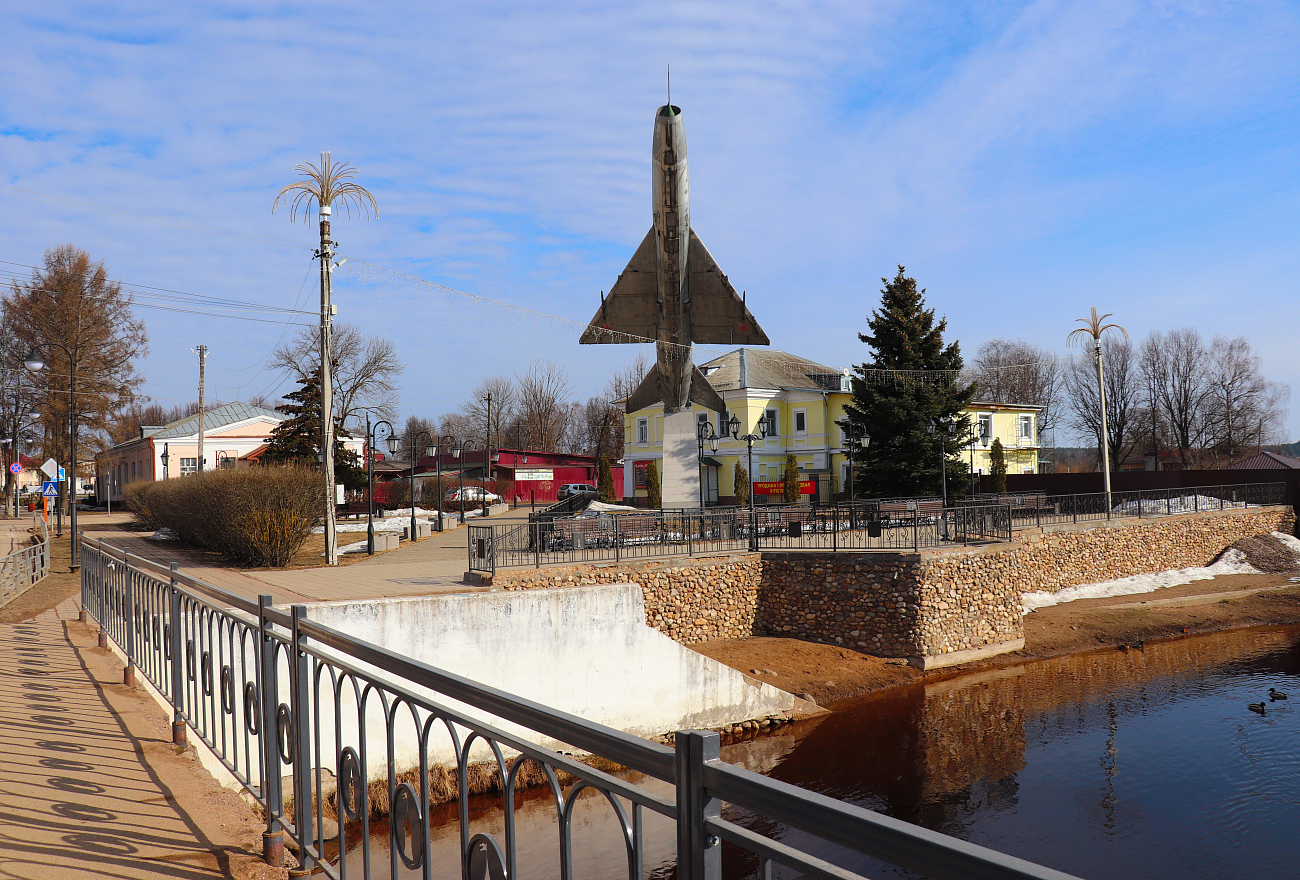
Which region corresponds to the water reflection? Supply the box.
[346,626,1300,880]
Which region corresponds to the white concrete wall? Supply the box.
[305,583,804,774]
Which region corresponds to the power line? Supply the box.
[0,184,313,251]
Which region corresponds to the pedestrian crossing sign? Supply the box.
[42,481,59,497]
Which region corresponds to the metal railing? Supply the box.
[81,536,1081,880]
[0,511,50,606]
[959,482,1286,528]
[469,501,1014,572]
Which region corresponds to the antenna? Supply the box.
[668,64,671,106]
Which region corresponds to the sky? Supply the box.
[1,1,1297,444]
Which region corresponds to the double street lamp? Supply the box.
[456,439,483,524]
[364,416,396,555]
[836,419,870,503]
[969,421,990,495]
[727,414,767,552]
[696,420,719,509]
[432,435,456,531]
[927,416,959,509]
[23,342,79,569]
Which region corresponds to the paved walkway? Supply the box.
[0,599,277,879]
[83,505,540,606]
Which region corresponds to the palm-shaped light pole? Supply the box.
[274,153,378,565]
[1068,307,1128,514]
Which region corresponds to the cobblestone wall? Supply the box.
[492,506,1293,661]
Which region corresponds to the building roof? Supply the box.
[1228,450,1300,470]
[697,348,844,392]
[147,402,285,440]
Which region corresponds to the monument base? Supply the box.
[660,411,702,509]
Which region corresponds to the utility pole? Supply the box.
[275,152,377,566]
[1069,308,1128,515]
[196,345,207,473]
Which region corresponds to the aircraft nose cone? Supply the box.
[658,104,680,118]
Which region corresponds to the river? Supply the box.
[350,625,1300,880]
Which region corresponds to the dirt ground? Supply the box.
[695,571,1300,706]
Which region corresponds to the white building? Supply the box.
[95,402,366,503]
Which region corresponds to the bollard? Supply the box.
[169,563,187,748]
[262,830,285,867]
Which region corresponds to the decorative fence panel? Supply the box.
[0,512,50,606]
[81,537,1081,880]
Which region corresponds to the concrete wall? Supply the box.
[494,505,1294,669]
[305,583,810,773]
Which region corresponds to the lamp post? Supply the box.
[968,421,990,495]
[483,392,492,518]
[458,440,482,524]
[365,416,395,554]
[431,435,456,532]
[405,429,433,543]
[836,420,870,503]
[728,414,768,552]
[24,343,79,568]
[926,417,959,509]
[696,420,719,509]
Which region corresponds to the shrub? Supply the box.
[733,462,750,505]
[597,457,615,504]
[646,460,661,509]
[990,438,1008,494]
[131,467,323,567]
[124,480,160,530]
[782,454,800,504]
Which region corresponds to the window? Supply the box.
[765,409,778,438]
[130,461,136,480]
[696,411,710,436]
[794,409,806,433]
[636,418,649,445]
[977,413,992,443]
[1018,414,1033,441]
[180,457,197,476]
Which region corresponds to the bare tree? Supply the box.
[516,359,573,452]
[398,415,437,460]
[1066,338,1141,472]
[458,376,518,450]
[271,323,403,425]
[968,339,1062,441]
[1203,336,1289,462]
[110,401,204,445]
[1138,329,1210,468]
[435,411,477,445]
[4,245,147,471]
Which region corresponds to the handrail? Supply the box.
[79,537,1084,880]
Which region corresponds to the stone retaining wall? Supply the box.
[491,505,1293,665]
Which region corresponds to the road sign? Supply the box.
[42,481,59,497]
[40,458,58,479]
[8,463,20,475]
[58,467,65,480]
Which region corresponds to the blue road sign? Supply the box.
[42,481,59,497]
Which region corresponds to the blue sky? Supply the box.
[1,1,1297,442]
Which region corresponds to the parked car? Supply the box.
[558,483,598,500]
[446,487,501,504]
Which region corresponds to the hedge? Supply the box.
[127,467,323,567]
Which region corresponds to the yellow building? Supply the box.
[622,348,1041,504]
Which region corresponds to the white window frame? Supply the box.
[1018,414,1033,441]
[793,408,807,434]
[636,418,649,445]
[765,409,778,439]
[180,457,198,476]
[976,412,993,444]
[696,411,710,436]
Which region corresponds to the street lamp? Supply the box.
[405,429,433,543]
[457,439,483,524]
[927,417,959,509]
[968,421,990,495]
[696,419,719,509]
[432,434,456,531]
[365,416,395,554]
[728,414,768,552]
[24,342,80,569]
[836,419,870,503]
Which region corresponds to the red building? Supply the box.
[381,447,623,506]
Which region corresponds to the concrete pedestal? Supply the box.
[661,411,702,509]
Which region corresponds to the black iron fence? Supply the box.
[80,536,1080,880]
[958,482,1285,528]
[469,500,1015,573]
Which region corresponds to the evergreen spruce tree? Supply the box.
[733,462,750,505]
[782,454,800,504]
[645,460,661,509]
[263,364,366,492]
[844,266,976,498]
[597,457,615,503]
[989,438,1008,494]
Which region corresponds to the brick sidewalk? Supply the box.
[0,600,281,879]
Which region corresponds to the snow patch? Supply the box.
[1271,530,1300,557]
[147,528,179,541]
[1110,494,1251,517]
[1021,549,1261,614]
